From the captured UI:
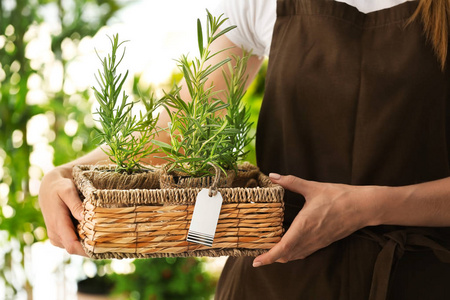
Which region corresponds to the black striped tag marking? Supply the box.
[187,230,214,247]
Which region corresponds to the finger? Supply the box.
[57,180,84,221]
[269,173,315,195]
[58,217,88,257]
[253,241,287,267]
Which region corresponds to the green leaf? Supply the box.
[211,25,237,43]
[197,18,204,57]
[200,58,231,80]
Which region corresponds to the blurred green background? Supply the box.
[0,0,266,299]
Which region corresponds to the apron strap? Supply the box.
[356,228,450,300]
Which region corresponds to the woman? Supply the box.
[213,0,450,299]
[39,0,450,299]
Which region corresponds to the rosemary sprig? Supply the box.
[92,34,162,174]
[224,51,254,164]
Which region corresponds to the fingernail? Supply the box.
[269,173,281,180]
[253,261,263,268]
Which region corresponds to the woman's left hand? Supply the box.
[253,173,381,267]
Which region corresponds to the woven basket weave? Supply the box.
[74,163,284,259]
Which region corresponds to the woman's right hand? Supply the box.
[38,165,87,256]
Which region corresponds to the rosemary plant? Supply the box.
[155,11,253,177]
[92,34,161,174]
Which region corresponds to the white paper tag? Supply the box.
[187,188,223,247]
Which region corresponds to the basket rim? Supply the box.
[73,164,284,207]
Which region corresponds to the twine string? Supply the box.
[207,162,221,197]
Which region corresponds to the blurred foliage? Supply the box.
[0,0,122,297]
[0,0,125,239]
[109,257,216,300]
[242,60,267,165]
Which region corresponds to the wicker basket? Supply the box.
[74,163,284,259]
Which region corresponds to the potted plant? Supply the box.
[82,34,163,190]
[155,11,255,190]
[74,11,284,260]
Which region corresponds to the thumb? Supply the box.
[269,173,314,196]
[252,241,286,267]
[57,180,84,221]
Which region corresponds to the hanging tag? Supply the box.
[187,188,223,247]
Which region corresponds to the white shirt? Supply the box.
[214,0,416,57]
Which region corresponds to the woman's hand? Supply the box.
[253,173,381,267]
[38,166,87,256]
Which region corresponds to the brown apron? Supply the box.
[215,0,450,299]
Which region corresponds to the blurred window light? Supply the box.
[27,73,42,89]
[29,178,41,196]
[43,61,63,93]
[12,130,23,148]
[30,143,54,174]
[28,165,42,180]
[10,60,20,73]
[26,90,48,105]
[2,205,15,219]
[33,227,46,241]
[0,66,6,82]
[5,41,15,53]
[0,183,9,201]
[2,0,16,12]
[5,24,15,37]
[0,35,6,49]
[64,119,79,137]
[27,114,50,145]
[10,73,21,86]
[63,79,77,95]
[72,137,84,152]
[61,38,78,61]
